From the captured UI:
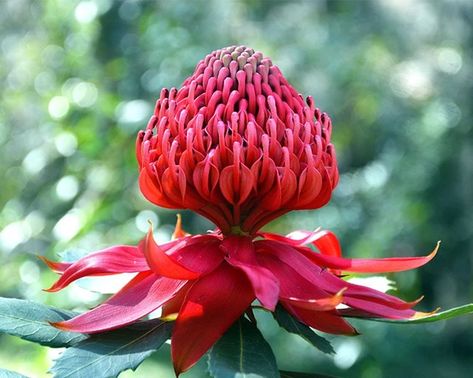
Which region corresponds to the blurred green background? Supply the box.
[1,0,472,377]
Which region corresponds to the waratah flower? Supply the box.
[43,46,438,375]
[136,45,338,234]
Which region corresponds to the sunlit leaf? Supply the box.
[273,305,334,355]
[208,317,278,378]
[50,319,172,378]
[367,304,473,324]
[0,297,86,348]
[0,368,29,378]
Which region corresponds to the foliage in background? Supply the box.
[0,0,472,377]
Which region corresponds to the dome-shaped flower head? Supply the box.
[137,45,338,234]
[43,46,439,376]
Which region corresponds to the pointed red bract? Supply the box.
[166,235,224,274]
[283,289,345,311]
[43,246,149,292]
[281,229,342,257]
[53,271,186,333]
[171,263,254,375]
[143,227,217,280]
[297,241,439,274]
[38,256,71,273]
[257,239,423,318]
[222,236,279,310]
[285,304,358,335]
[172,214,190,239]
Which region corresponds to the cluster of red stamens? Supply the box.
[137,45,338,234]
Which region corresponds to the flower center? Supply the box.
[229,225,251,236]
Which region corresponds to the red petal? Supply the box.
[143,228,200,280]
[262,229,342,274]
[171,264,254,375]
[297,241,440,274]
[261,229,342,257]
[283,289,346,311]
[256,253,329,300]
[139,168,177,208]
[52,271,186,333]
[222,236,279,311]
[284,304,357,335]
[161,282,192,319]
[257,240,421,313]
[341,296,416,319]
[44,246,149,292]
[38,255,71,273]
[296,167,323,207]
[143,227,223,280]
[219,164,254,205]
[166,235,224,275]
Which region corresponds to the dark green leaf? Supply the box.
[0,297,86,347]
[364,304,473,324]
[0,368,29,378]
[208,317,279,378]
[50,319,172,378]
[280,371,335,378]
[273,305,334,355]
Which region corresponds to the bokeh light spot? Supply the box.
[53,209,84,242]
[56,175,80,201]
[74,1,98,24]
[71,81,98,108]
[334,339,362,369]
[54,132,78,157]
[48,96,70,120]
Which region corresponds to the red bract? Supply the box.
[44,46,439,376]
[136,45,338,234]
[44,219,438,375]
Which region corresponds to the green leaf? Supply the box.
[0,297,86,347]
[273,305,334,355]
[0,368,29,378]
[365,303,473,324]
[280,371,335,378]
[208,317,279,378]
[50,319,173,378]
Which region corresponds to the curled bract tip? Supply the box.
[412,307,442,320]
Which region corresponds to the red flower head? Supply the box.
[43,46,438,376]
[136,45,338,234]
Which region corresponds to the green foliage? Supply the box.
[366,304,473,324]
[0,297,86,348]
[50,319,172,378]
[0,369,29,378]
[273,305,334,355]
[208,317,279,378]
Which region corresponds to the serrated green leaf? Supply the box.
[364,303,473,324]
[208,317,279,378]
[50,319,172,378]
[280,371,335,378]
[0,368,29,378]
[0,297,86,347]
[273,305,334,355]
